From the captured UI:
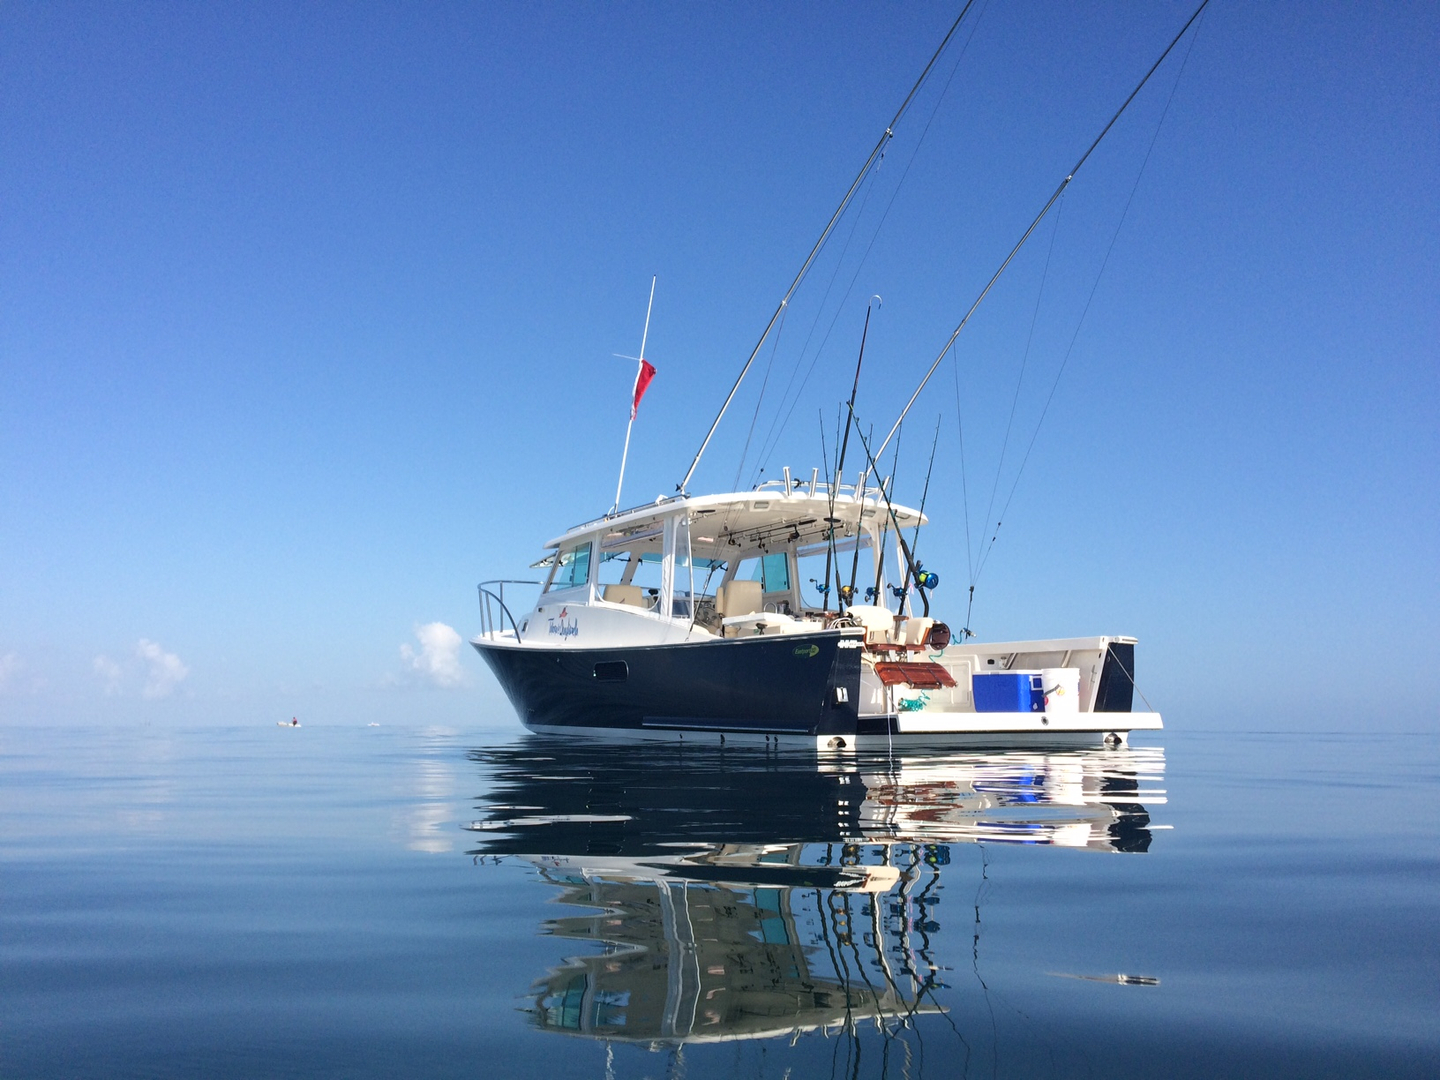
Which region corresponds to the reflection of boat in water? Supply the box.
[467,737,1164,1045]
[518,855,938,1044]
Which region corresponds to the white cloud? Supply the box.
[135,639,188,699]
[93,654,124,695]
[400,622,466,688]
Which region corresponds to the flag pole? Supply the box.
[612,276,657,515]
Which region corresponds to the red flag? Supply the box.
[630,359,656,420]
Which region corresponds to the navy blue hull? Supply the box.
[473,631,862,737]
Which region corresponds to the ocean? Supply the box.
[3,720,1436,1078]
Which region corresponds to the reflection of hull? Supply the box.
[468,739,1164,855]
[847,748,1165,851]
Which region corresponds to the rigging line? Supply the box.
[950,344,974,581]
[679,0,980,494]
[746,159,885,490]
[976,195,1066,579]
[751,1,990,482]
[872,0,1213,465]
[731,302,791,489]
[973,11,1205,587]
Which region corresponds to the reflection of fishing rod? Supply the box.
[841,891,895,1046]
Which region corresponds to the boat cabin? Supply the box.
[507,472,927,648]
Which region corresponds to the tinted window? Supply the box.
[546,542,592,592]
[739,552,791,593]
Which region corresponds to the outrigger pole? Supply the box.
[872,0,1211,462]
[677,0,980,495]
[612,275,657,515]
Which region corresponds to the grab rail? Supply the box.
[477,580,539,640]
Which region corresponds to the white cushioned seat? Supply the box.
[602,584,648,608]
[718,579,763,618]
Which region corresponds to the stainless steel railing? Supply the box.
[476,580,539,640]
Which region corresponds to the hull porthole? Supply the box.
[1104,731,1122,747]
[827,736,847,750]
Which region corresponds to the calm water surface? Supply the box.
[3,722,1437,1078]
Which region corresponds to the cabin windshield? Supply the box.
[545,541,592,592]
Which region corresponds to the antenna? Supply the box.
[612,276,657,515]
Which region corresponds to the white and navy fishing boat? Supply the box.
[472,475,1158,750]
[471,3,1207,749]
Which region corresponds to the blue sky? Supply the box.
[2,1,1435,729]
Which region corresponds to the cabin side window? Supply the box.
[545,541,592,592]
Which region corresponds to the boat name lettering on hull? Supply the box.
[547,607,579,639]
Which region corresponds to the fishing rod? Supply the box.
[847,416,930,618]
[845,454,870,606]
[677,0,982,494]
[824,299,876,612]
[815,406,837,609]
[896,417,942,615]
[872,424,902,609]
[872,0,1212,462]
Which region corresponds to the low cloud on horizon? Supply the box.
[92,639,189,699]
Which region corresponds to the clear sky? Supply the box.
[2,1,1435,729]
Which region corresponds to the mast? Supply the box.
[872,0,1211,462]
[612,276,657,515]
[677,1,980,494]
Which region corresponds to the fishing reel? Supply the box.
[864,587,878,603]
[837,584,856,604]
[809,578,830,597]
[914,561,940,591]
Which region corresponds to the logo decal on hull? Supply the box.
[547,607,578,639]
[793,644,820,658]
